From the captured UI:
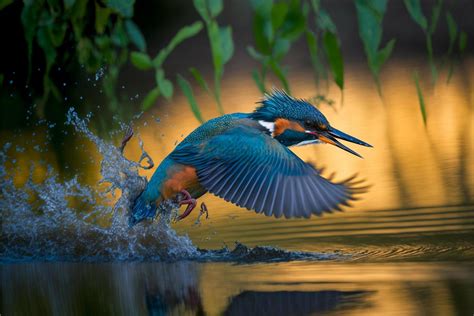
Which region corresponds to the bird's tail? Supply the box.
[129,191,158,226]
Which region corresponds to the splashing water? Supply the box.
[0,109,338,263]
[1,109,198,262]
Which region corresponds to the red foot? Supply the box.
[177,189,197,221]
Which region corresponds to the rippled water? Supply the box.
[1,59,474,315]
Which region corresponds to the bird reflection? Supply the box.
[224,290,371,316]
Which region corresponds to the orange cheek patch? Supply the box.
[161,166,199,200]
[273,118,305,137]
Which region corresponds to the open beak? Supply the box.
[307,127,372,158]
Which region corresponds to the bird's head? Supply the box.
[251,90,372,158]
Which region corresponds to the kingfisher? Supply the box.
[129,90,372,225]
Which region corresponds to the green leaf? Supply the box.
[250,0,273,14]
[142,87,160,110]
[376,39,395,71]
[130,52,152,70]
[273,38,290,60]
[269,60,290,93]
[428,0,443,35]
[208,0,223,17]
[279,1,306,41]
[355,0,387,59]
[208,22,223,74]
[247,46,266,61]
[21,0,44,79]
[111,19,129,47]
[322,31,344,90]
[446,12,457,55]
[125,19,146,52]
[404,0,427,30]
[95,2,112,34]
[459,31,467,53]
[413,71,427,125]
[271,2,289,31]
[37,26,57,75]
[355,0,393,93]
[251,0,273,54]
[63,0,76,10]
[193,0,210,22]
[105,0,134,18]
[317,9,336,33]
[155,69,174,100]
[153,21,203,67]
[177,74,205,123]
[70,0,87,40]
[219,26,234,64]
[305,30,324,86]
[252,69,266,93]
[189,67,210,94]
[49,23,67,47]
[0,0,14,10]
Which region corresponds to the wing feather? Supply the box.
[170,125,367,219]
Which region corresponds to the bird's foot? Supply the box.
[177,189,197,221]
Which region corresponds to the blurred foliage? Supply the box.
[16,0,147,116]
[308,0,343,92]
[129,21,204,110]
[191,0,234,115]
[0,0,469,125]
[404,0,443,84]
[403,0,469,122]
[355,0,395,95]
[247,0,308,94]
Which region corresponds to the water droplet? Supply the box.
[95,67,105,81]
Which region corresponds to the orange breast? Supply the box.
[161,165,200,200]
[273,118,305,137]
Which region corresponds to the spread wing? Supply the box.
[171,125,367,218]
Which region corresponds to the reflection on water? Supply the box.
[1,261,473,315]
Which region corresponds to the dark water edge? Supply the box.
[0,242,339,264]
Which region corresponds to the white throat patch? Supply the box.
[258,120,275,133]
[294,139,321,147]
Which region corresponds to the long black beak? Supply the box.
[329,127,372,147]
[317,127,372,158]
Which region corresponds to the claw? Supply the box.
[176,189,197,221]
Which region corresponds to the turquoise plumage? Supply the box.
[129,90,371,225]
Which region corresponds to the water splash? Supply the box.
[0,109,338,263]
[1,109,198,262]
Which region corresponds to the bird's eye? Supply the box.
[305,120,312,126]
